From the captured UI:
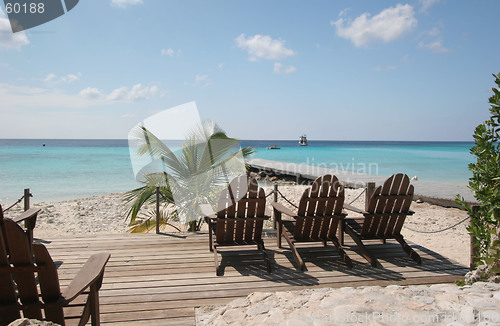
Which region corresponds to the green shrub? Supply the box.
[457,73,500,278]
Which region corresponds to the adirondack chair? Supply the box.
[1,204,40,248]
[202,175,272,276]
[0,218,110,326]
[272,175,353,270]
[344,173,421,267]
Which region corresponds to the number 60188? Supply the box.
[5,2,45,14]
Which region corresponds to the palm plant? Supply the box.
[125,121,254,232]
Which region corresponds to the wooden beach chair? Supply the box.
[202,175,272,276]
[344,173,421,267]
[0,218,110,326]
[0,204,40,248]
[272,174,353,270]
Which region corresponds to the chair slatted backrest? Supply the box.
[294,175,345,241]
[0,219,20,325]
[362,173,414,238]
[215,175,266,244]
[0,219,65,325]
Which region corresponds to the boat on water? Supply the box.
[266,145,280,149]
[299,135,308,146]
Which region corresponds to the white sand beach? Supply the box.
[4,185,470,266]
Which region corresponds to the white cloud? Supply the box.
[111,0,143,9]
[373,65,398,72]
[0,82,162,113]
[44,73,57,82]
[0,8,29,50]
[44,72,82,84]
[419,0,440,13]
[195,75,207,83]
[185,75,210,87]
[0,84,106,109]
[418,40,449,53]
[418,26,450,53]
[274,62,296,74]
[331,4,417,47]
[218,63,224,69]
[161,48,175,57]
[121,113,136,118]
[107,86,128,101]
[107,84,160,101]
[422,27,440,37]
[79,87,103,99]
[65,73,81,83]
[236,34,295,61]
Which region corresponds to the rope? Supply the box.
[271,184,470,234]
[157,190,177,206]
[403,215,470,233]
[349,188,366,205]
[276,189,299,209]
[264,190,275,199]
[276,187,366,209]
[3,195,26,212]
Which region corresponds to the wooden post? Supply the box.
[365,182,375,211]
[470,205,480,271]
[273,184,278,229]
[156,187,160,234]
[23,188,30,211]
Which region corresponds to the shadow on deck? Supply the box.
[37,230,468,326]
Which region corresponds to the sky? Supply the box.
[0,0,498,141]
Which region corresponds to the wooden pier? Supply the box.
[246,158,476,208]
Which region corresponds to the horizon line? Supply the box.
[0,138,475,142]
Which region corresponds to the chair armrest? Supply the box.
[271,202,296,218]
[62,253,110,303]
[343,203,367,215]
[12,208,41,224]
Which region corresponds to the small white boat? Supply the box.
[299,135,308,146]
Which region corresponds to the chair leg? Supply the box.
[207,224,214,252]
[345,226,378,267]
[339,219,345,246]
[78,283,99,326]
[331,237,353,268]
[213,246,222,276]
[277,223,282,248]
[258,241,272,273]
[78,298,91,326]
[283,232,305,271]
[90,284,100,326]
[394,235,422,264]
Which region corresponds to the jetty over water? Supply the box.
[246,158,476,208]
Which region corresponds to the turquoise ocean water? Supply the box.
[0,139,473,204]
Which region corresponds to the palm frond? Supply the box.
[125,119,255,231]
[128,206,181,233]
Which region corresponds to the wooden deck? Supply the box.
[39,230,468,325]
